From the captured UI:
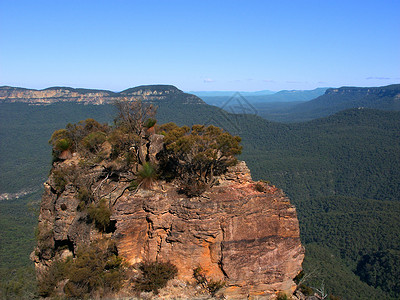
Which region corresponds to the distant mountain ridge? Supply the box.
[281,84,400,122]
[2,84,399,124]
[190,90,275,97]
[0,85,205,105]
[197,87,328,108]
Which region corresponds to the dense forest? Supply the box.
[0,99,399,299]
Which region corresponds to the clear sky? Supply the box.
[0,0,399,92]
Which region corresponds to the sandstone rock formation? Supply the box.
[33,153,304,298]
[0,85,205,105]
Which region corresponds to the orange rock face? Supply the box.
[113,162,304,298]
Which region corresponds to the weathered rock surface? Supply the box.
[114,162,304,298]
[33,158,304,299]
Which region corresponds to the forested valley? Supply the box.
[0,98,399,299]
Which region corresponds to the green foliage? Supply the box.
[135,261,178,294]
[0,193,39,299]
[0,265,37,300]
[356,250,400,298]
[37,260,66,297]
[49,129,70,148]
[276,291,289,300]
[298,196,400,267]
[302,243,390,299]
[55,137,72,151]
[59,240,124,298]
[137,162,157,189]
[81,131,107,153]
[77,186,93,210]
[0,192,39,270]
[293,270,304,284]
[159,123,242,196]
[144,118,157,128]
[108,127,138,160]
[36,239,124,298]
[49,118,109,159]
[88,199,112,232]
[52,164,79,194]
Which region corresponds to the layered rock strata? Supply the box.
[33,157,304,299]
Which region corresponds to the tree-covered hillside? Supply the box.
[272,84,400,122]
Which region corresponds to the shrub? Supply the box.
[35,224,54,259]
[37,261,66,297]
[299,284,313,296]
[81,131,107,153]
[114,99,157,136]
[137,162,157,189]
[88,199,112,232]
[52,169,68,194]
[77,186,93,210]
[207,280,225,297]
[63,240,124,298]
[193,266,225,297]
[144,118,157,128]
[55,138,72,151]
[276,291,290,300]
[255,182,267,192]
[124,151,137,166]
[135,261,178,294]
[49,129,71,148]
[179,178,208,197]
[50,119,109,156]
[158,123,242,195]
[51,165,79,194]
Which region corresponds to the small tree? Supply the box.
[114,97,157,136]
[88,199,112,232]
[114,98,157,164]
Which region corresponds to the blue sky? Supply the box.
[1,0,399,91]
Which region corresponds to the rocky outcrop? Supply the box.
[0,85,206,105]
[115,161,304,298]
[33,153,304,298]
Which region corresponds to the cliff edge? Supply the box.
[32,115,304,299]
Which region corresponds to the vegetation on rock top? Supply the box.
[33,98,242,298]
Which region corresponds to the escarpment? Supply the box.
[32,112,304,299]
[0,85,205,105]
